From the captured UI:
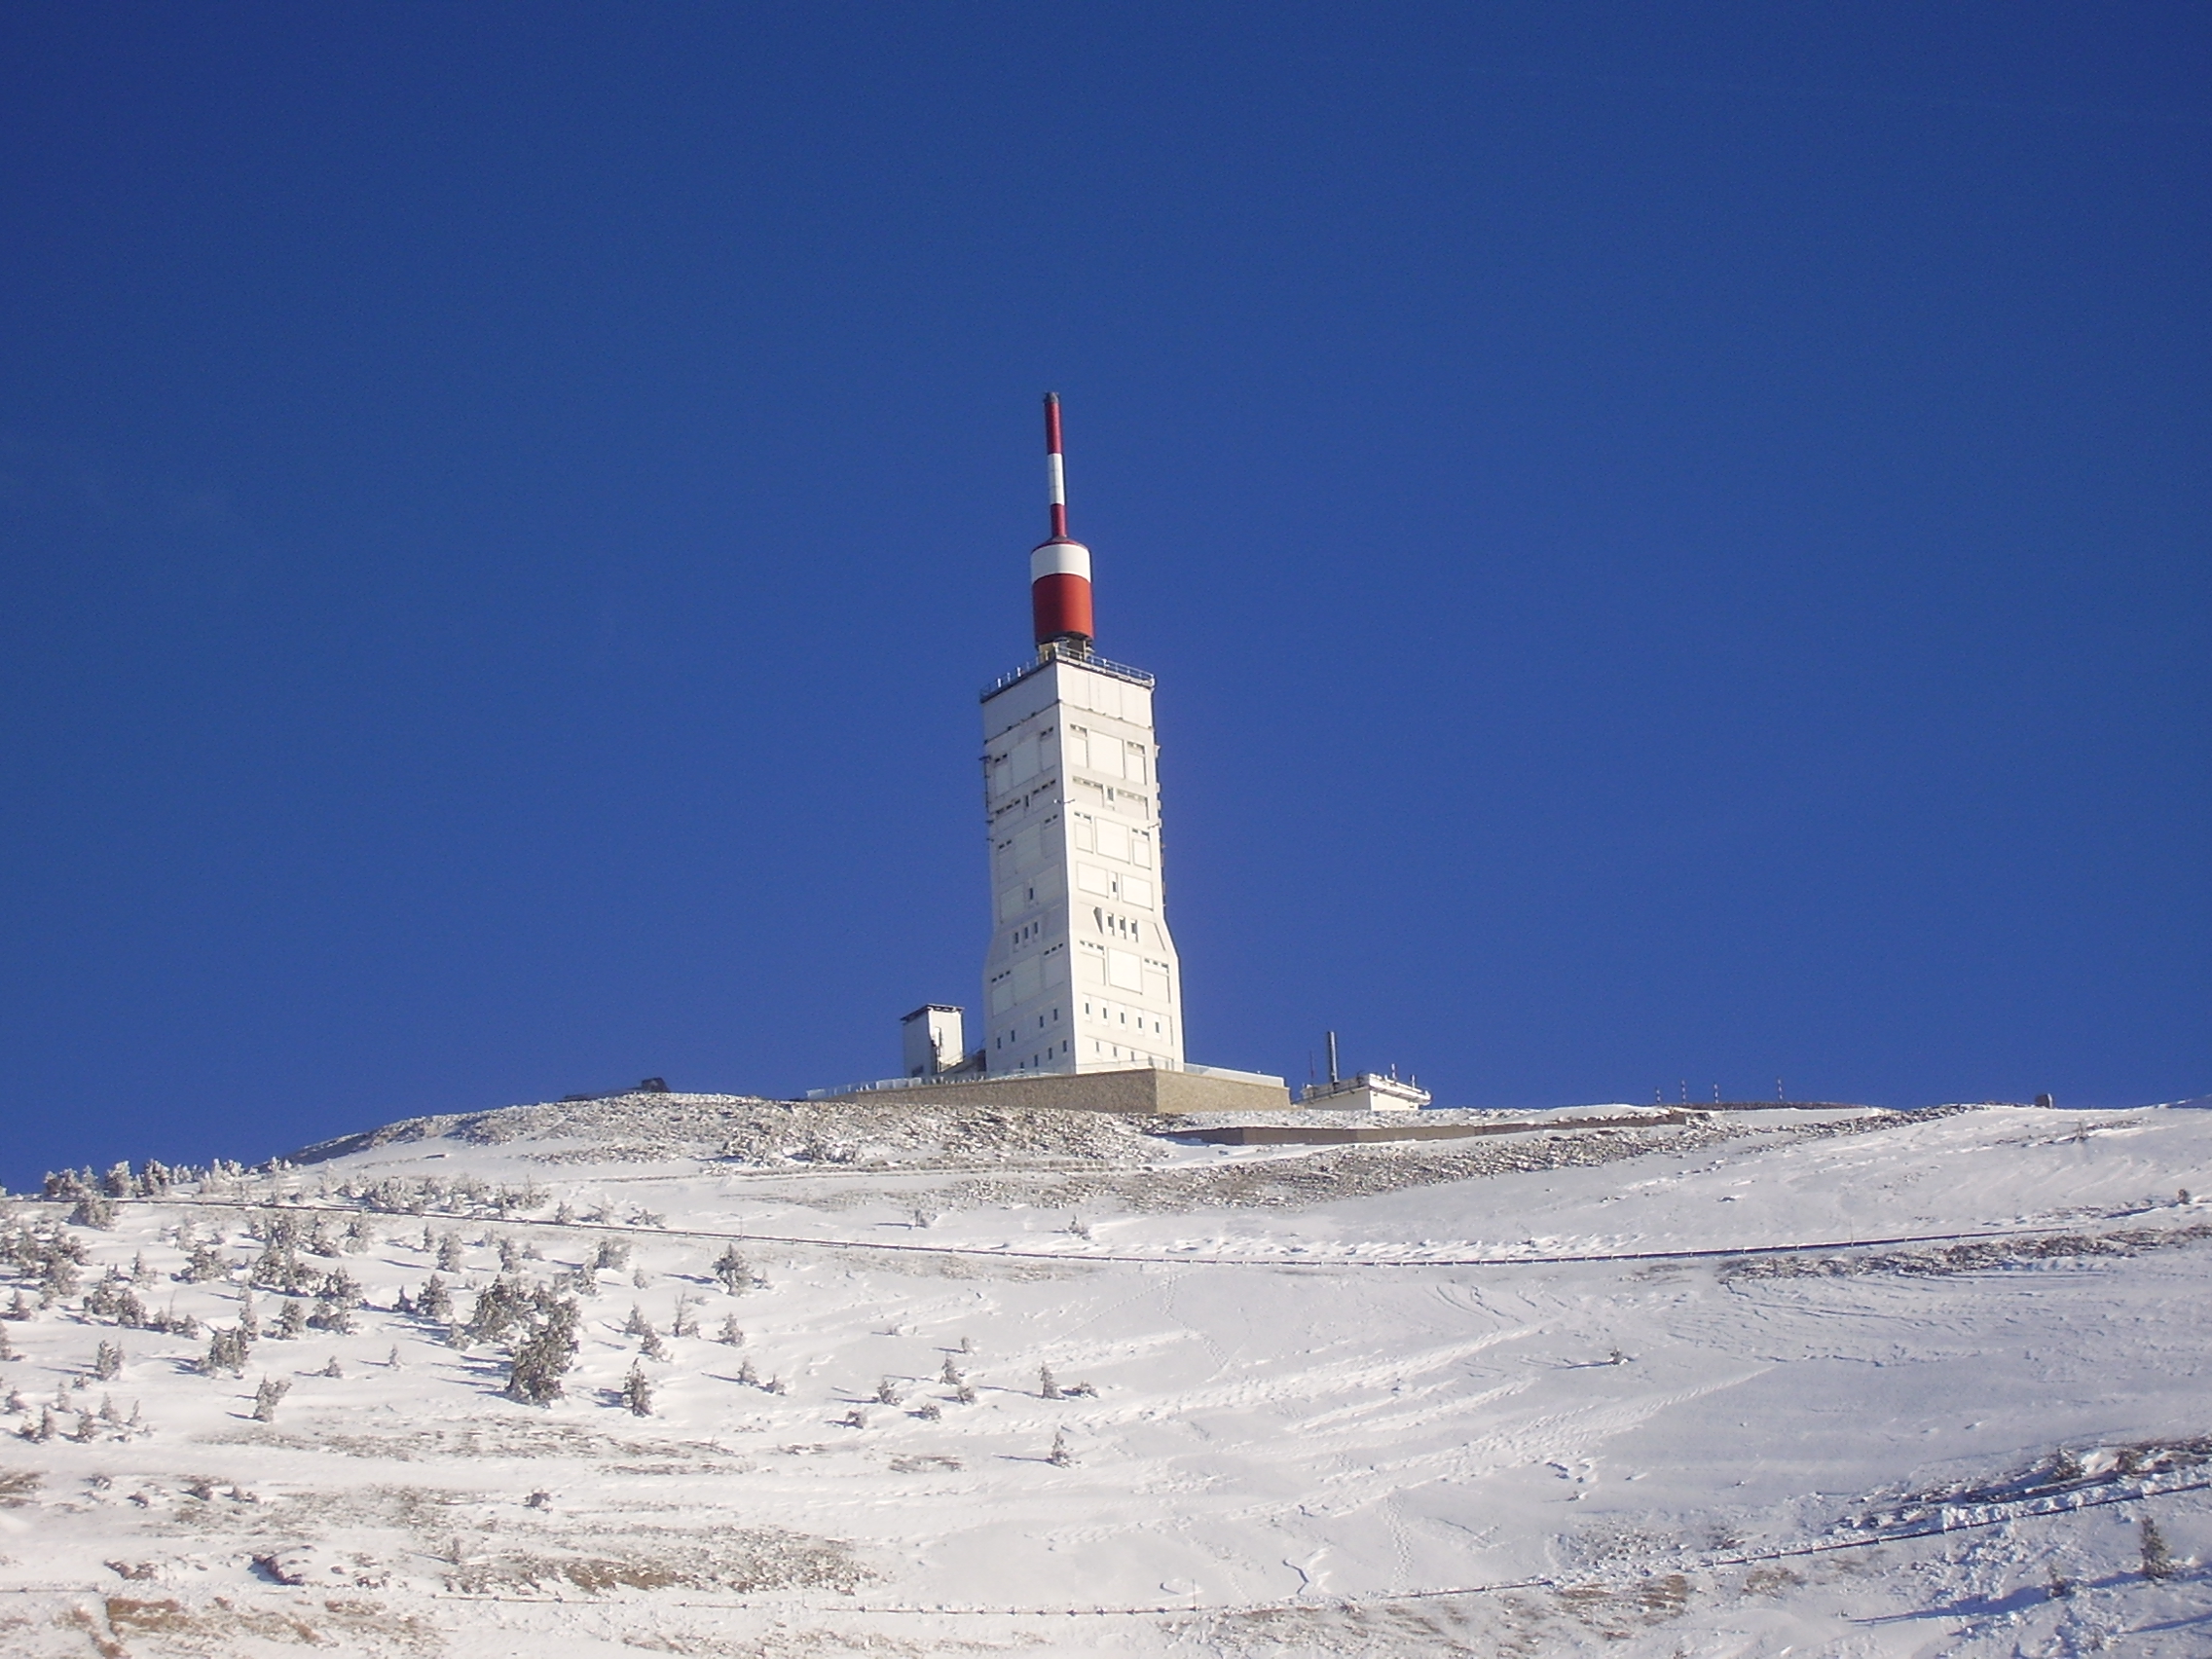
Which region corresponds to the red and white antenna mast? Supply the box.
[1029,392,1094,651]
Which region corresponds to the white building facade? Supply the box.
[978,645,1184,1074]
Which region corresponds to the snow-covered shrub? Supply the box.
[309,1269,363,1333]
[620,1361,653,1417]
[504,1295,580,1407]
[252,1376,290,1421]
[468,1276,536,1345]
[2141,1516,2176,1580]
[92,1340,122,1381]
[83,1276,146,1328]
[712,1245,750,1294]
[203,1326,252,1377]
[414,1274,454,1322]
[68,1194,117,1231]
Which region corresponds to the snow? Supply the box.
[1,1094,2207,1655]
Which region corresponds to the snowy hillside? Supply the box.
[1,1094,2207,1656]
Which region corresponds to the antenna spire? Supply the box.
[1044,391,1068,540]
[1028,392,1094,649]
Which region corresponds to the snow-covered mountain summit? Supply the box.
[2,1094,2207,1655]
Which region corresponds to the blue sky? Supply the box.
[1,4,2204,1187]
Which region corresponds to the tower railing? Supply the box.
[981,640,1155,700]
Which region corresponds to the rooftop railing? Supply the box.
[982,641,1155,700]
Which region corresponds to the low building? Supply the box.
[1299,1071,1430,1112]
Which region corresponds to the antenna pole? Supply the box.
[1044,392,1068,540]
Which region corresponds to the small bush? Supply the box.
[2141,1516,2177,1581]
[670,1293,700,1339]
[203,1327,252,1378]
[711,1245,750,1294]
[415,1275,454,1322]
[620,1362,653,1417]
[69,1195,118,1231]
[252,1377,291,1421]
[504,1296,580,1407]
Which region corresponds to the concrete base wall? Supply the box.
[813,1066,1290,1115]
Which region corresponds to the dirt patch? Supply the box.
[448,1527,865,1596]
[1721,1222,2212,1283]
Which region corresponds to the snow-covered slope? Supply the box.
[1,1096,2207,1656]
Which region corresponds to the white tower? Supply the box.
[977,396,1184,1075]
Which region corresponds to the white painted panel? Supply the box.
[1013,825,1041,873]
[1130,830,1153,868]
[1123,875,1154,908]
[1143,968,1170,1001]
[1126,744,1148,783]
[1088,740,1124,780]
[1096,820,1129,862]
[990,979,1014,1014]
[1075,864,1113,897]
[1013,958,1042,1002]
[1123,686,1151,726]
[1010,735,1040,785]
[997,885,1025,923]
[1107,948,1143,991]
[1078,951,1105,985]
[1089,678,1123,720]
[1072,815,1095,853]
[1064,727,1088,769]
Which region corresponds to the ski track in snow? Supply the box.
[0,1097,2207,1656]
